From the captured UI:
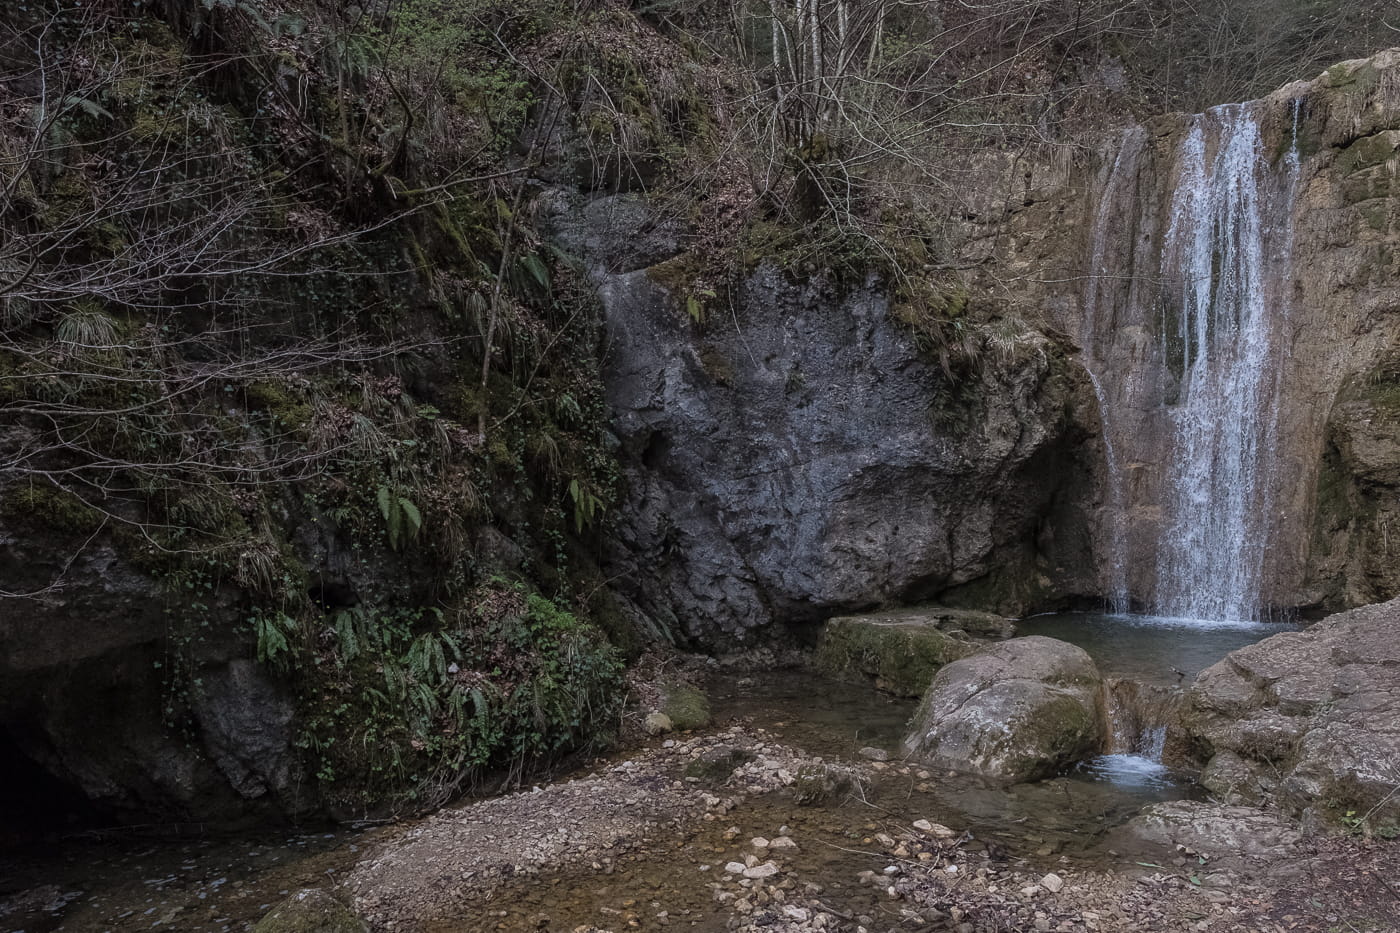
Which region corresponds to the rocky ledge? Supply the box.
[1176,597,1400,833]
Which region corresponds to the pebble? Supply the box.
[724,862,747,875]
[913,819,956,838]
[769,836,798,850]
[742,861,780,880]
[858,747,889,761]
[750,837,770,849]
[1041,872,1065,893]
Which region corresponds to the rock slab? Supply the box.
[1177,598,1400,832]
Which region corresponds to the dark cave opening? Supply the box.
[0,728,101,847]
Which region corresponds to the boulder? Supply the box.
[659,681,711,730]
[643,712,674,736]
[1176,598,1400,833]
[814,609,1000,696]
[903,636,1103,783]
[253,889,366,933]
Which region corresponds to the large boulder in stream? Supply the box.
[903,636,1103,783]
[1177,598,1400,833]
[813,607,1011,697]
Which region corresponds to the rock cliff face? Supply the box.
[549,193,1100,647]
[951,49,1400,615]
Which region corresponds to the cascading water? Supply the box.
[1150,103,1301,621]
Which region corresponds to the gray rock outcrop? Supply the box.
[1176,598,1400,832]
[903,636,1104,783]
[549,195,1099,647]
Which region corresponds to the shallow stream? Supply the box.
[0,614,1298,933]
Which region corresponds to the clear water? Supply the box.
[1078,753,1173,790]
[1016,611,1300,687]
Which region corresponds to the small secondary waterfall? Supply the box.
[1152,104,1301,620]
[1082,102,1303,621]
[1082,127,1148,614]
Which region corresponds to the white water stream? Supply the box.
[1151,103,1300,621]
[1083,102,1302,623]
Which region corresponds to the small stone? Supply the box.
[769,836,798,849]
[723,862,747,875]
[913,819,956,838]
[858,747,889,761]
[644,713,674,736]
[1040,873,1065,893]
[662,740,676,748]
[742,862,780,880]
[750,837,770,849]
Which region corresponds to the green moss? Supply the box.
[244,381,312,430]
[698,345,734,387]
[813,615,975,697]
[660,682,710,731]
[1323,60,1381,95]
[0,482,103,536]
[1359,200,1390,233]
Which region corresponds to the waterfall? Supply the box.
[1150,103,1301,621]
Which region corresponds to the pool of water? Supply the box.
[1014,611,1301,686]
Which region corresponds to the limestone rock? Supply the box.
[659,682,711,731]
[903,637,1103,783]
[546,194,1098,646]
[1117,801,1306,878]
[253,889,366,933]
[643,712,674,736]
[1176,598,1400,832]
[814,609,1001,697]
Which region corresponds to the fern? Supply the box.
[376,485,424,550]
[334,609,361,662]
[400,497,422,538]
[568,479,605,532]
[252,611,297,669]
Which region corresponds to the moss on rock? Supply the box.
[660,681,711,731]
[0,482,103,536]
[813,609,995,697]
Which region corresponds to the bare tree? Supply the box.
[0,4,446,598]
